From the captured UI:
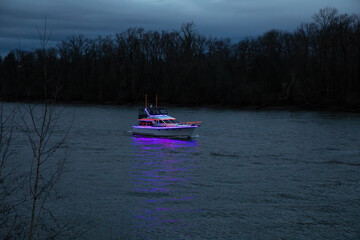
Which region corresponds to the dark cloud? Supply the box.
[0,0,359,56]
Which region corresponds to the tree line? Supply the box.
[0,8,359,108]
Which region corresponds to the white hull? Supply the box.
[132,125,196,138]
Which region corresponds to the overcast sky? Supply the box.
[0,0,359,56]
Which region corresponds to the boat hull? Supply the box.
[132,125,197,138]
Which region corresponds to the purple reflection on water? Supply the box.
[144,196,194,203]
[129,136,200,238]
[132,135,198,150]
[131,136,198,193]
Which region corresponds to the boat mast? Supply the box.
[145,94,147,109]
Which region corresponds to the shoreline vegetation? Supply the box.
[0,8,359,111]
[1,99,359,113]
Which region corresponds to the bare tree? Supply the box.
[18,17,71,240]
[20,103,68,240]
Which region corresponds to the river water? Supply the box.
[6,104,360,239]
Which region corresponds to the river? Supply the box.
[4,103,360,239]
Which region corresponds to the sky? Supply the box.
[0,0,359,57]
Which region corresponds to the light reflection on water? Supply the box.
[130,136,200,239]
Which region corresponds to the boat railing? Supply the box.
[179,121,202,126]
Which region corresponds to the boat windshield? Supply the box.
[138,109,148,119]
[138,107,169,119]
[148,108,168,115]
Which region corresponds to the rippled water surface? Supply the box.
[20,105,360,239]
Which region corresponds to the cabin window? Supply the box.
[139,121,152,126]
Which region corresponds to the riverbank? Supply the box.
[2,97,360,113]
[2,98,359,114]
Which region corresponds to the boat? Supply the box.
[132,95,201,138]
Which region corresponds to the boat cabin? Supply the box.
[137,118,177,127]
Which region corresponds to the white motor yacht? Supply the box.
[132,95,201,138]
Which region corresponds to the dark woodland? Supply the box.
[1,8,359,109]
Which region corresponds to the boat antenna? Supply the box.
[156,93,158,108]
[145,94,147,108]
